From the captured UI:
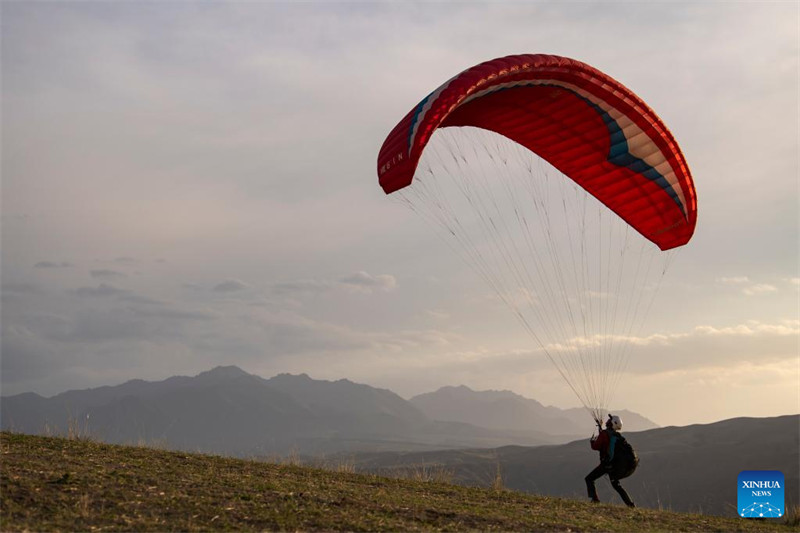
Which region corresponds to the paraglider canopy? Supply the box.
[377,54,697,251]
[377,54,697,424]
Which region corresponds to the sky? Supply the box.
[2,1,798,427]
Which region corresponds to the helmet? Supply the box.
[606,414,622,431]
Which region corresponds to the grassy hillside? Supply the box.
[1,432,795,532]
[354,415,800,517]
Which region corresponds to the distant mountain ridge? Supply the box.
[353,415,799,517]
[410,385,658,435]
[2,366,638,455]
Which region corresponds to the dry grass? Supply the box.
[784,505,800,527]
[491,459,505,492]
[1,431,793,532]
[386,461,456,484]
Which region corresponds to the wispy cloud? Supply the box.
[213,279,250,293]
[544,320,799,352]
[272,279,333,295]
[691,321,798,336]
[339,271,397,293]
[2,283,42,294]
[272,271,397,297]
[34,261,72,269]
[90,269,126,279]
[128,305,217,322]
[74,284,127,298]
[716,276,749,284]
[742,284,778,296]
[716,276,782,296]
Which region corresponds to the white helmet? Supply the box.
[606,414,622,431]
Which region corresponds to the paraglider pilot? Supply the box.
[585,414,636,508]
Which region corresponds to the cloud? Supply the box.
[716,276,749,284]
[742,283,778,296]
[622,320,800,374]
[118,293,164,305]
[385,319,799,391]
[213,279,249,292]
[256,313,370,354]
[339,271,397,293]
[691,321,798,336]
[90,269,126,279]
[542,320,799,353]
[1,283,42,295]
[271,271,397,297]
[9,301,216,347]
[128,305,217,322]
[74,283,127,298]
[234,308,456,358]
[715,277,783,296]
[272,279,333,295]
[1,323,68,382]
[53,309,151,343]
[34,261,72,268]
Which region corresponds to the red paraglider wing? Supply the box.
[377,54,697,251]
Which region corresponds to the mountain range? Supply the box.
[1,366,654,456]
[410,385,657,435]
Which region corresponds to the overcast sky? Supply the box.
[2,1,798,427]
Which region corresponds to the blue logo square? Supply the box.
[738,470,784,518]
